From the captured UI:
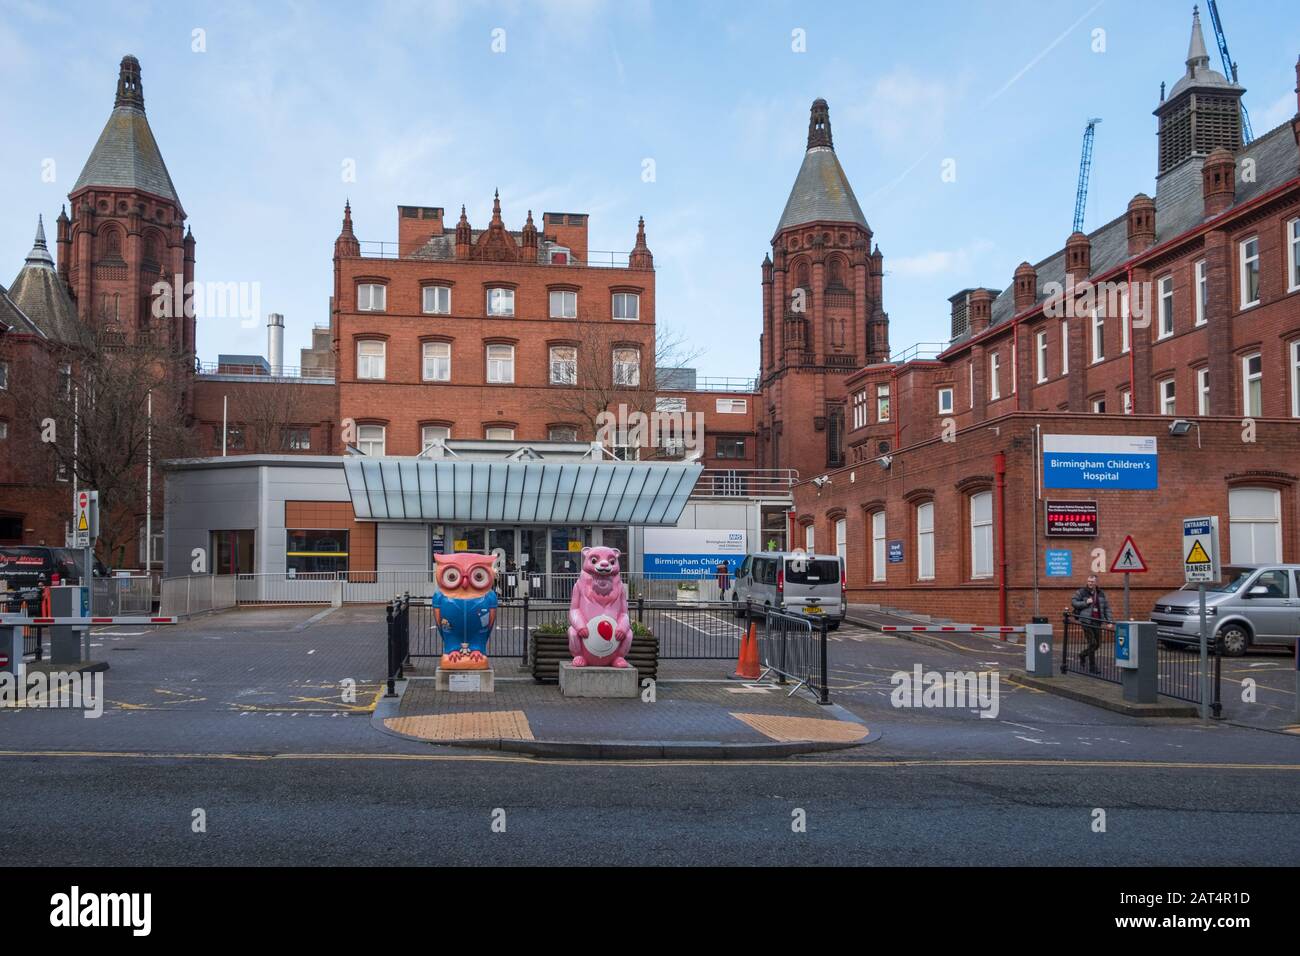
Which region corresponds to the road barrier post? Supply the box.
[0,625,21,682]
[1024,617,1053,678]
[1115,620,1157,704]
[48,584,89,665]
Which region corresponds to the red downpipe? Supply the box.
[892,365,901,451]
[995,451,1007,627]
[1126,264,1135,408]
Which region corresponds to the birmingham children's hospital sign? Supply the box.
[1042,434,1158,491]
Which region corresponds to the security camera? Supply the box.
[811,475,831,489]
[879,455,893,470]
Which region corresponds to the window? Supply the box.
[1035,329,1048,383]
[212,424,245,450]
[1091,397,1106,414]
[1159,378,1176,415]
[876,384,890,422]
[835,518,847,565]
[1292,341,1300,418]
[59,363,72,397]
[422,285,451,315]
[1121,389,1132,415]
[1060,321,1069,374]
[852,389,868,429]
[937,387,953,414]
[804,524,815,552]
[485,427,515,441]
[989,352,1001,400]
[613,348,640,386]
[916,502,935,581]
[357,424,385,456]
[210,530,255,575]
[356,283,385,312]
[716,398,748,414]
[549,346,577,385]
[422,425,450,451]
[1229,487,1281,563]
[1239,237,1260,308]
[612,293,640,321]
[1288,218,1300,292]
[970,491,993,580]
[356,340,386,380]
[1242,353,1262,417]
[138,523,163,567]
[486,344,515,383]
[1121,289,1132,352]
[549,290,577,319]
[871,511,887,582]
[486,287,515,316]
[286,529,349,575]
[968,361,975,408]
[0,361,7,389]
[422,341,451,382]
[716,437,746,459]
[548,426,578,442]
[1194,260,1207,325]
[1158,275,1174,338]
[1198,367,1210,415]
[281,427,311,451]
[1090,312,1105,363]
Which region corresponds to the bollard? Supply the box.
[1115,620,1157,704]
[1024,617,1053,678]
[0,624,22,685]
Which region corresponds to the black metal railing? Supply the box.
[22,626,43,661]
[1061,612,1221,714]
[385,594,410,697]
[748,603,831,704]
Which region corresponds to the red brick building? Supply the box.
[791,13,1300,624]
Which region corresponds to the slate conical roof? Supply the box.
[72,55,181,207]
[775,99,869,235]
[1167,6,1240,100]
[7,217,91,347]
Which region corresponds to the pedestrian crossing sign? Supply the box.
[1109,535,1147,573]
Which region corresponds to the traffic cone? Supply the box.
[41,587,51,618]
[731,620,760,680]
[19,599,30,642]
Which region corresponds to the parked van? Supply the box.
[731,551,846,628]
[0,546,108,610]
[1149,563,1300,656]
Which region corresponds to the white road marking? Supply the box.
[1014,734,1060,746]
[1003,721,1043,733]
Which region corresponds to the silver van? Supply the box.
[731,551,846,629]
[1150,563,1300,656]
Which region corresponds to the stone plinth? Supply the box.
[559,663,639,699]
[435,667,495,693]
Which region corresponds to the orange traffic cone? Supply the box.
[731,620,760,680]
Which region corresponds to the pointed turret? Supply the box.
[455,205,472,259]
[521,209,539,259]
[334,201,360,258]
[24,216,54,270]
[629,217,654,270]
[8,215,89,346]
[1155,6,1245,175]
[774,99,868,236]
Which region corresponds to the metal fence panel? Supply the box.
[1060,612,1214,706]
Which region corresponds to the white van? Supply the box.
[731,551,846,628]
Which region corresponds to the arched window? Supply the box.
[969,491,994,580]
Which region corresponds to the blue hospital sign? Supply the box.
[642,528,747,578]
[1042,434,1158,490]
[1045,549,1073,577]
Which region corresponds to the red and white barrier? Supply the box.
[0,615,177,626]
[878,624,1021,633]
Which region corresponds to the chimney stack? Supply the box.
[1126,194,1156,255]
[267,312,285,375]
[1202,147,1236,217]
[1013,262,1037,313]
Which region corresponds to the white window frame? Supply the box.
[1291,340,1300,418]
[1121,389,1133,415]
[1228,487,1282,564]
[486,287,515,317]
[549,345,577,385]
[421,425,450,451]
[549,289,577,319]
[356,340,386,380]
[835,518,847,566]
[1090,311,1105,364]
[1242,352,1262,417]
[876,384,890,422]
[1091,397,1106,414]
[871,511,887,582]
[805,523,815,553]
[613,348,640,387]
[1159,377,1176,415]
[916,502,935,582]
[1061,320,1069,375]
[969,491,993,580]
[1011,341,1017,394]
[356,283,386,312]
[1194,259,1207,326]
[968,361,975,408]
[1121,289,1132,352]
[485,427,515,441]
[486,344,515,383]
[422,285,451,315]
[852,389,868,430]
[1288,218,1300,293]
[422,341,451,382]
[1158,275,1174,338]
[357,424,385,457]
[1239,236,1260,309]
[612,292,640,321]
[716,398,748,414]
[937,387,953,415]
[0,360,8,390]
[1197,367,1210,416]
[1035,329,1048,383]
[989,352,1001,400]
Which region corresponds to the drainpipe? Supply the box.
[995,451,1008,627]
[892,365,901,451]
[1126,265,1135,409]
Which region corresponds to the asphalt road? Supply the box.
[3,604,1297,865]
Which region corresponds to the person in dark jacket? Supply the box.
[1070,574,1112,673]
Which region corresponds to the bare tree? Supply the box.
[16,339,198,566]
[225,378,312,454]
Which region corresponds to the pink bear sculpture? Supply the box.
[568,546,632,668]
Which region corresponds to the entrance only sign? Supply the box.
[1182,516,1220,584]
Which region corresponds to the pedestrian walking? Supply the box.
[1070,573,1112,673]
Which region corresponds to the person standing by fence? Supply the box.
[1070,573,1112,673]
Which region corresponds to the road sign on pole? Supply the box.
[1183,516,1220,720]
[1110,536,1147,574]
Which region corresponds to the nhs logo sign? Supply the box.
[1042,434,1158,490]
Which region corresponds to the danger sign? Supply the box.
[72,490,98,547]
[1109,535,1148,573]
[1182,516,1220,584]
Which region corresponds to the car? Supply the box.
[730,551,846,629]
[0,546,108,611]
[1149,563,1300,656]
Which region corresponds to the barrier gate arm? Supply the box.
[0,615,178,626]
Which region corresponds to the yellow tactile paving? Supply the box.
[384,710,534,742]
[730,712,869,743]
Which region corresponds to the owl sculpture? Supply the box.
[431,552,498,670]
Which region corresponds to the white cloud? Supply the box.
[845,69,957,151]
[889,239,994,278]
[1254,91,1296,133]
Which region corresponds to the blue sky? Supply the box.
[2,0,1297,378]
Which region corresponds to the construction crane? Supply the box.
[1205,0,1254,143]
[1072,118,1101,234]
